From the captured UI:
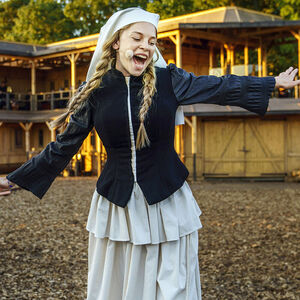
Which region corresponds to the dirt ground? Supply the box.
[0,178,299,300]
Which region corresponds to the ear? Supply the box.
[112,41,120,50]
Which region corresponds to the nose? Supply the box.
[139,39,150,50]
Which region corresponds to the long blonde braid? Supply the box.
[136,60,157,150]
[50,31,120,131]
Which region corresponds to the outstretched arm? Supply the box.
[2,95,95,199]
[168,63,276,116]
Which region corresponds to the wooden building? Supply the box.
[1,6,300,180]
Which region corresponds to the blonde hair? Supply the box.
[51,25,157,150]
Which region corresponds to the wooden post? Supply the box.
[224,44,234,74]
[0,122,3,127]
[96,134,101,177]
[262,45,267,77]
[67,53,80,94]
[19,122,33,160]
[31,60,37,111]
[192,116,197,181]
[46,121,56,142]
[244,41,249,76]
[175,30,182,68]
[31,60,36,94]
[230,45,235,73]
[258,39,262,77]
[180,125,184,163]
[209,44,214,72]
[220,45,225,75]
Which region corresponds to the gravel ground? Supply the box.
[0,178,299,299]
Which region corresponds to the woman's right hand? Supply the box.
[0,177,14,189]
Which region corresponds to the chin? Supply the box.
[132,70,144,76]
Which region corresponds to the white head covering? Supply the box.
[86,7,184,125]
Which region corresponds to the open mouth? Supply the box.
[133,54,147,67]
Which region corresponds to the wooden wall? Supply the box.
[45,65,88,91]
[181,115,300,180]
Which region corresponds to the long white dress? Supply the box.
[85,77,203,300]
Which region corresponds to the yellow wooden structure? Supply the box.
[2,6,300,180]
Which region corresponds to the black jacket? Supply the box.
[7,64,275,207]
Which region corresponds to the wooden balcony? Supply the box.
[0,90,72,112]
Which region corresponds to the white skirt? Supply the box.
[86,181,202,300]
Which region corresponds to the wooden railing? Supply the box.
[0,90,72,111]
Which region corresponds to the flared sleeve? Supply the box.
[6,92,95,199]
[168,63,276,116]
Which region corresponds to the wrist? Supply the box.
[6,178,14,188]
[274,76,280,88]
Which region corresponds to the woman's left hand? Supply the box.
[275,67,300,89]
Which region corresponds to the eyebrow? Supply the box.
[131,31,157,40]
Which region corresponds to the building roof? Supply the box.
[183,98,300,117]
[0,110,65,123]
[158,6,284,32]
[0,34,99,58]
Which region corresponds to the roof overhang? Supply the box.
[0,109,66,122]
[183,98,300,117]
[179,20,300,30]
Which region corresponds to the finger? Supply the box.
[285,66,294,75]
[290,68,298,79]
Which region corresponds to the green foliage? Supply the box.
[268,42,298,76]
[147,0,195,19]
[4,0,74,44]
[64,0,148,36]
[0,0,30,40]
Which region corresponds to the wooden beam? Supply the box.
[67,53,80,93]
[181,29,258,47]
[262,44,267,77]
[209,45,214,70]
[176,30,182,68]
[220,45,225,75]
[184,116,192,128]
[19,122,33,159]
[180,125,184,162]
[244,41,249,75]
[46,121,56,142]
[238,27,290,38]
[230,46,235,73]
[192,116,197,181]
[224,43,234,73]
[291,30,300,40]
[157,30,180,40]
[31,60,36,94]
[169,35,177,45]
[258,39,262,77]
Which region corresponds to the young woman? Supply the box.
[1,7,299,300]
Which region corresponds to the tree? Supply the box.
[147,0,195,19]
[0,0,30,40]
[5,0,75,44]
[64,0,148,36]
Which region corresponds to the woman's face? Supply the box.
[113,22,157,77]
